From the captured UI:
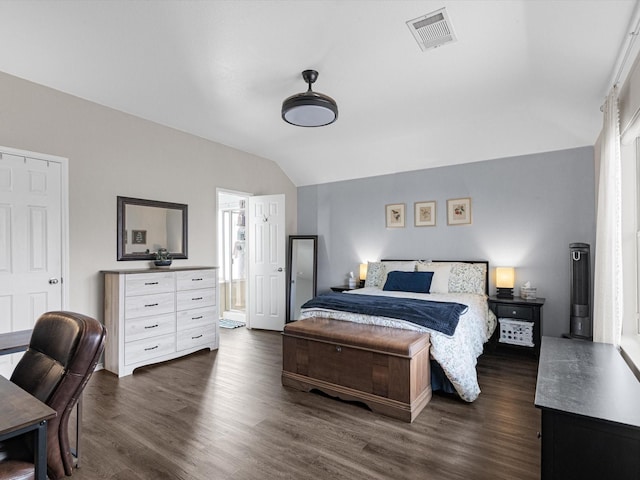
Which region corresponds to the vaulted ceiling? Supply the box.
[0,1,637,186]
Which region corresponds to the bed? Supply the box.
[299,260,496,402]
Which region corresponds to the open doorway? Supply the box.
[217,190,249,326]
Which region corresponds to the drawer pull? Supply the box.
[144,282,159,285]
[144,324,159,329]
[512,310,517,315]
[144,345,159,351]
[144,303,159,307]
[192,316,203,320]
[191,334,203,340]
[336,346,342,352]
[192,297,203,301]
[192,278,203,281]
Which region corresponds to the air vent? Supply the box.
[406,8,457,51]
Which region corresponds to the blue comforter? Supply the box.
[301,292,468,336]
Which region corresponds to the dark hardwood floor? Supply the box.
[71,327,541,480]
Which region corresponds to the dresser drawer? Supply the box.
[125,313,175,343]
[176,288,215,311]
[125,272,174,296]
[125,333,175,365]
[177,307,216,331]
[176,270,216,291]
[177,325,216,351]
[496,304,533,320]
[125,292,175,319]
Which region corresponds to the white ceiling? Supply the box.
[0,0,637,186]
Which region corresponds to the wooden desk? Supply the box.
[535,336,640,479]
[0,329,83,468]
[0,375,56,480]
[0,329,31,355]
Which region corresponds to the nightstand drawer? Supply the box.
[496,304,533,320]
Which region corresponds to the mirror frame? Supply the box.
[117,196,188,261]
[286,235,318,322]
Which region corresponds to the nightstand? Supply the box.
[488,296,545,357]
[330,285,358,292]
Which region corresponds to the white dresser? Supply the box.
[103,267,218,377]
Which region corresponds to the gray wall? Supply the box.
[298,146,596,338]
[0,70,297,323]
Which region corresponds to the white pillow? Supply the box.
[416,262,452,293]
[380,260,417,287]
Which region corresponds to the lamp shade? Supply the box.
[496,267,515,288]
[359,263,368,281]
[282,70,338,127]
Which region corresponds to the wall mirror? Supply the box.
[287,235,318,322]
[117,196,188,261]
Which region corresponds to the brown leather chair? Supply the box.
[0,312,106,480]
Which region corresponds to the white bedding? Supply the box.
[299,287,496,402]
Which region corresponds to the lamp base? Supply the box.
[496,288,514,299]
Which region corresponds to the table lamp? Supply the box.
[359,263,367,287]
[496,267,515,299]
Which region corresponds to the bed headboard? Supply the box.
[380,259,490,295]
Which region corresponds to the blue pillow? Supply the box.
[382,271,434,293]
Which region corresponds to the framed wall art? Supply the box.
[414,201,436,227]
[385,203,405,228]
[131,229,147,244]
[447,197,472,225]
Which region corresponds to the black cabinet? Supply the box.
[536,337,640,479]
[330,285,358,292]
[488,296,545,357]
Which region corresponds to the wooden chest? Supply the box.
[282,317,431,422]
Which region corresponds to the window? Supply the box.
[620,137,640,370]
[637,138,640,334]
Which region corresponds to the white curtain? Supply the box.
[593,86,623,345]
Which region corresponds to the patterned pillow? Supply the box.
[365,261,417,288]
[448,262,487,294]
[364,262,385,288]
[381,260,417,270]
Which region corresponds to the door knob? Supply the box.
[277,267,283,272]
[49,278,59,285]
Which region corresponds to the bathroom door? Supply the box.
[247,194,286,331]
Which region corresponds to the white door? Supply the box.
[0,148,67,378]
[247,194,286,331]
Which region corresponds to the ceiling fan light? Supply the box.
[281,70,338,127]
